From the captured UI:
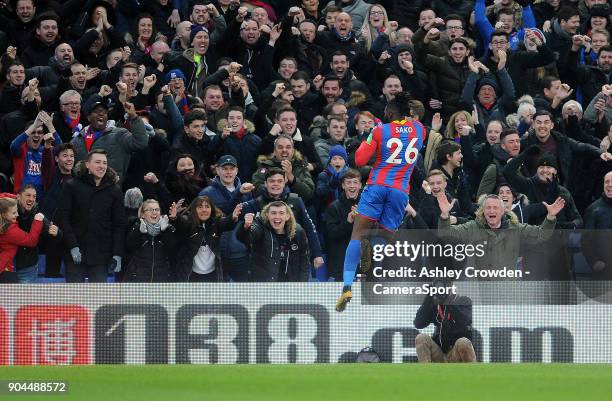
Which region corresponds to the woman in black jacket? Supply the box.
[160,154,207,210]
[238,200,310,282]
[125,13,158,66]
[124,199,178,282]
[171,195,235,282]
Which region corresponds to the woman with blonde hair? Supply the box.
[359,4,395,54]
[0,195,44,283]
[444,110,476,140]
[238,201,309,282]
[424,110,478,171]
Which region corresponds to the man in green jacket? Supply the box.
[436,192,565,278]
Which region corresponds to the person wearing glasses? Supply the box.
[412,14,468,57]
[53,90,84,143]
[124,199,177,282]
[474,0,537,52]
[477,29,556,98]
[358,4,394,55]
[459,33,516,129]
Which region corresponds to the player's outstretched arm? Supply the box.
[355,129,379,166]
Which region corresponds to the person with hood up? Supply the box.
[382,44,428,103]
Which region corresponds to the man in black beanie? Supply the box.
[459,31,516,128]
[504,150,583,228]
[166,24,228,98]
[502,150,582,280]
[520,110,612,188]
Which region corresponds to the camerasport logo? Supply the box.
[0,307,7,365]
[14,305,90,365]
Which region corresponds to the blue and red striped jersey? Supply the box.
[356,119,427,193]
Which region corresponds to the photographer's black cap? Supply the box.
[217,155,238,167]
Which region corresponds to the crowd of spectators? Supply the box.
[0,0,610,283]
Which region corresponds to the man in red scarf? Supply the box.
[209,106,261,182]
[458,47,516,128]
[53,90,83,143]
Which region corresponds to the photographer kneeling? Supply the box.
[414,281,476,363]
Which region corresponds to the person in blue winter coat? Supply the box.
[199,154,255,282]
[474,0,536,54]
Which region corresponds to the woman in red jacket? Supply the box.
[0,195,44,283]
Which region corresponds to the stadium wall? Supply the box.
[0,284,610,365]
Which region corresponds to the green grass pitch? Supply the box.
[0,364,610,401]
